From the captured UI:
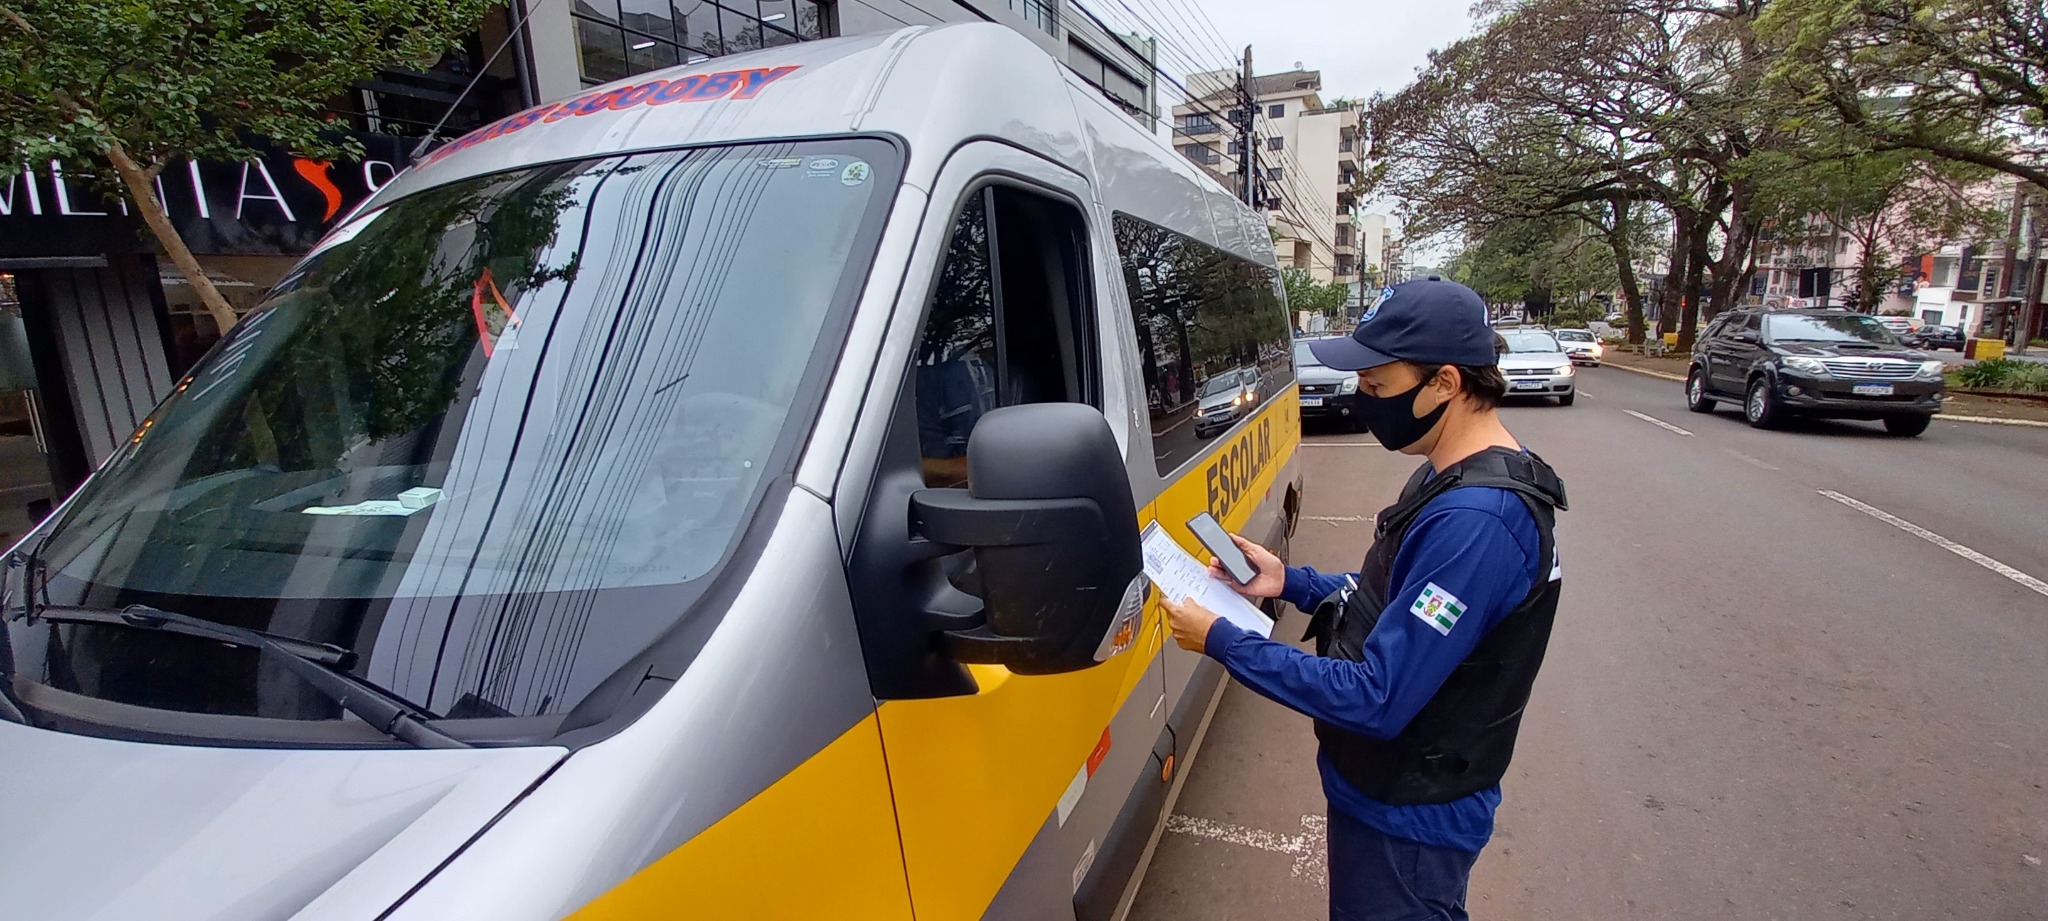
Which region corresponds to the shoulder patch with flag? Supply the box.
[1410,583,1466,635]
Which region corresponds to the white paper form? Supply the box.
[1141,522,1274,638]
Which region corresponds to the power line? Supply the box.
[1066,0,1353,278]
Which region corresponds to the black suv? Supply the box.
[1685,309,1945,436]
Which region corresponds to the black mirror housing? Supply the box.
[909,403,1141,674]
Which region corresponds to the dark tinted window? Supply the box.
[913,186,1095,488]
[914,196,998,488]
[1112,213,1291,474]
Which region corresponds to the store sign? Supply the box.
[0,133,409,258]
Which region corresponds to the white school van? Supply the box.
[0,24,1303,920]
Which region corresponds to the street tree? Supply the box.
[1367,0,1789,348]
[1744,145,2000,311]
[0,0,496,333]
[1760,0,2048,191]
[1282,267,1350,326]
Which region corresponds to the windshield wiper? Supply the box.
[26,604,470,749]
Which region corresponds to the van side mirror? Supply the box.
[909,404,1143,675]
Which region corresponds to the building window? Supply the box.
[1179,144,1219,166]
[1267,136,1284,151]
[1266,167,1283,181]
[1013,0,1056,33]
[1267,103,1284,118]
[574,0,829,84]
[1179,113,1215,131]
[1070,41,1147,119]
[1227,140,1242,156]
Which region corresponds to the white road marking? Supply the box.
[1721,448,1779,470]
[1165,814,1328,887]
[1623,409,1694,436]
[1305,441,1380,447]
[1305,515,1373,525]
[1577,389,1594,399]
[1817,490,2048,599]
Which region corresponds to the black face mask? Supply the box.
[1358,376,1449,452]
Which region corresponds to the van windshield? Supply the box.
[8,139,897,740]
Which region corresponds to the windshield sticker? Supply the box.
[758,157,804,170]
[840,161,872,187]
[423,66,802,167]
[470,268,525,358]
[805,157,840,178]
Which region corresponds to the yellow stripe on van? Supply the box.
[877,391,1300,920]
[568,715,913,920]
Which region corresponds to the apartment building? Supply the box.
[1171,68,1363,285]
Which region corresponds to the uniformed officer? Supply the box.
[1163,277,1567,921]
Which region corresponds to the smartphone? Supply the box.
[1188,511,1258,585]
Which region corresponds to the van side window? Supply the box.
[913,185,1097,488]
[1112,212,1291,474]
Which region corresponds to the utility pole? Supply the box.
[1238,45,1257,208]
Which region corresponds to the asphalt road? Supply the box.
[1130,366,2048,921]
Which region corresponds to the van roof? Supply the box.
[358,24,1273,265]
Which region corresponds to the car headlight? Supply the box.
[1337,377,1359,395]
[1917,360,1946,380]
[1783,356,1828,375]
[1555,365,1573,376]
[1233,394,1245,406]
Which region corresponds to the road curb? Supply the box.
[1938,414,2048,428]
[1603,362,1686,382]
[1598,362,2048,428]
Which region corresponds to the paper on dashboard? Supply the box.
[1141,522,1274,638]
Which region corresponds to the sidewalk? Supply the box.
[1599,349,2048,425]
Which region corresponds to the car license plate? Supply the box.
[1301,396,1323,407]
[1513,380,1547,391]
[1852,383,1894,396]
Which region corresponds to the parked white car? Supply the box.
[1497,329,1577,405]
[1554,328,1604,366]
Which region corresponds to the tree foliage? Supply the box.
[1282,268,1350,321]
[0,0,496,329]
[1759,0,2048,191]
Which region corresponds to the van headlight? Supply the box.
[1783,356,1828,375]
[1337,377,1359,395]
[1917,360,1946,380]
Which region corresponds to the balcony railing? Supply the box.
[1174,122,1222,137]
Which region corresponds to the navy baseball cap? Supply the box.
[1308,276,1497,371]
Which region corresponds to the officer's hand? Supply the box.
[1161,595,1221,653]
[1208,534,1286,600]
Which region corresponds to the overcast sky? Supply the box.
[1192,0,1477,103]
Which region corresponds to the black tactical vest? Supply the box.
[1302,446,1567,807]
